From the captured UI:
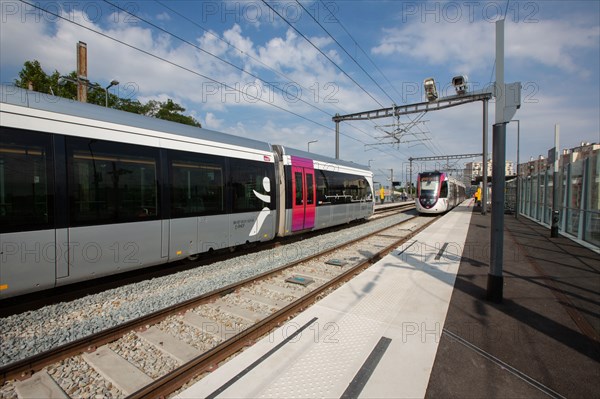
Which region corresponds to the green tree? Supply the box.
[15,60,53,93]
[144,99,202,127]
[114,97,147,114]
[13,60,202,127]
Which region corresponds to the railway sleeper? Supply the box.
[81,346,153,396]
[240,292,291,309]
[211,299,269,323]
[182,312,241,342]
[261,283,303,298]
[14,371,68,399]
[136,326,202,364]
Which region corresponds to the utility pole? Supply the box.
[488,19,507,303]
[335,114,340,159]
[390,168,394,201]
[482,99,489,215]
[409,159,413,199]
[77,41,88,103]
[487,19,521,303]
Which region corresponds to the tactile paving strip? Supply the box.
[258,263,417,398]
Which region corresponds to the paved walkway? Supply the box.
[176,203,600,398]
[425,211,600,398]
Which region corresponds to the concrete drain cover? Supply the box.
[325,259,348,267]
[285,275,314,286]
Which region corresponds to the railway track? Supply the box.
[0,204,414,319]
[372,202,415,219]
[1,213,436,399]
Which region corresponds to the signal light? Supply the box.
[452,75,468,95]
[423,78,438,102]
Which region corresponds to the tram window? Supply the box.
[317,170,370,205]
[295,172,303,206]
[440,181,448,198]
[306,174,314,205]
[316,170,329,205]
[170,151,224,217]
[229,159,274,213]
[420,175,439,197]
[0,129,53,233]
[67,137,159,225]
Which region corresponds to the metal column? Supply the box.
[482,99,488,214]
[487,122,507,302]
[335,118,340,159]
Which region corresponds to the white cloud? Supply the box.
[371,19,599,78]
[203,112,224,129]
[506,20,599,78]
[0,2,382,121]
[155,12,171,21]
[371,21,494,75]
[2,0,596,179]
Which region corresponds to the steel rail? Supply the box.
[0,213,431,389]
[128,215,439,399]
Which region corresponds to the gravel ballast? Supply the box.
[0,214,413,368]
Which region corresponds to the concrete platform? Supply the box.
[426,209,600,398]
[178,202,474,398]
[176,200,600,398]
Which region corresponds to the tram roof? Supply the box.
[279,145,370,172]
[1,85,272,153]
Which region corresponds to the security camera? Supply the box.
[452,75,468,95]
[423,77,438,102]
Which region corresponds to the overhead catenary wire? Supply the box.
[152,1,428,161]
[17,1,416,163]
[154,1,350,117]
[103,0,335,120]
[260,0,385,108]
[307,1,444,157]
[109,1,412,161]
[318,0,408,103]
[18,1,342,136]
[154,0,394,147]
[295,0,397,106]
[295,4,436,160]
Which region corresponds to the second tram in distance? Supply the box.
[415,171,466,214]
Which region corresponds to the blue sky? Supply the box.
[1,0,599,186]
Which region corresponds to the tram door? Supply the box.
[291,165,316,232]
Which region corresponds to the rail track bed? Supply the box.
[1,212,434,399]
[0,204,413,319]
[372,202,415,219]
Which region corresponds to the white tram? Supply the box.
[0,85,374,299]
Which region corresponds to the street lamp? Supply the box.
[368,159,374,168]
[59,76,118,108]
[105,80,119,108]
[307,140,318,152]
[58,76,72,86]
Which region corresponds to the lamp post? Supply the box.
[59,76,119,108]
[105,80,119,107]
[307,140,318,152]
[511,119,520,218]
